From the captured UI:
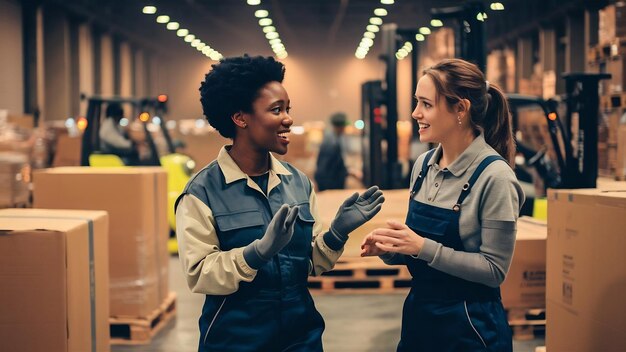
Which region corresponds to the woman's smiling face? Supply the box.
[242,81,293,155]
[411,75,459,144]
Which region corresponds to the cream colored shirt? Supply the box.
[176,147,343,295]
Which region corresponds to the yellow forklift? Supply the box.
[81,95,194,254]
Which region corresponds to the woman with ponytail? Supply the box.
[361,58,524,351]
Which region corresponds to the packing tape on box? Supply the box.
[0,215,97,352]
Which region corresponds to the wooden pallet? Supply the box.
[110,292,177,345]
[308,256,411,294]
[507,308,546,341]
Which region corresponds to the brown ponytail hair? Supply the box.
[423,58,515,166]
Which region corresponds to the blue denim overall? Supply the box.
[398,149,512,352]
[179,161,324,352]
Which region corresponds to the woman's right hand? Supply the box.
[360,232,389,257]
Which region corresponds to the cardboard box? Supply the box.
[52,134,82,167]
[546,188,626,351]
[0,209,109,352]
[501,217,547,309]
[0,152,30,207]
[616,125,626,179]
[32,167,169,317]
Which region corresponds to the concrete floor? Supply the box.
[112,257,544,352]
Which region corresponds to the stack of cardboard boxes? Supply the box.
[32,167,170,318]
[547,186,626,351]
[0,209,110,352]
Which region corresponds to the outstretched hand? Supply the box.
[330,186,385,240]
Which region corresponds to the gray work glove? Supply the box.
[243,204,300,269]
[324,186,385,250]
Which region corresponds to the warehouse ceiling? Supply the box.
[49,0,606,59]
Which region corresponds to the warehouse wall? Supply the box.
[163,52,406,124]
[0,0,24,115]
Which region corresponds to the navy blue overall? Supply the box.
[398,149,512,352]
[178,160,324,352]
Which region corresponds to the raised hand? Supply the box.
[243,204,300,269]
[326,186,385,247]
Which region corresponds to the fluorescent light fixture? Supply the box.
[431,19,443,27]
[142,6,157,14]
[277,52,288,59]
[419,27,431,35]
[263,26,276,33]
[415,34,425,41]
[490,2,504,10]
[361,37,374,46]
[366,25,380,33]
[247,0,261,5]
[259,18,273,26]
[364,31,375,39]
[156,15,170,23]
[177,28,189,37]
[184,34,195,42]
[403,41,413,51]
[265,31,279,40]
[269,38,282,45]
[166,22,180,30]
[191,39,201,47]
[373,8,388,16]
[255,9,269,17]
[196,43,206,50]
[369,17,383,26]
[380,0,394,4]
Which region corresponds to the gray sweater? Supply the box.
[382,134,525,288]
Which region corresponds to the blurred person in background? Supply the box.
[99,102,141,165]
[314,112,350,191]
[174,55,385,352]
[361,58,524,352]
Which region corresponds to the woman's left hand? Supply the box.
[368,220,425,256]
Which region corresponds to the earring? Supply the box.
[242,123,247,128]
[457,115,462,125]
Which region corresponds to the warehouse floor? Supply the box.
[112,257,545,352]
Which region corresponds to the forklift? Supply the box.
[81,95,195,254]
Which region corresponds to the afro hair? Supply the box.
[199,55,285,139]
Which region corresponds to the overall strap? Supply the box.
[410,149,436,197]
[452,155,506,212]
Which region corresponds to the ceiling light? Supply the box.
[364,32,375,39]
[265,32,279,40]
[247,0,261,5]
[419,27,431,35]
[196,43,206,50]
[373,8,387,16]
[476,12,485,21]
[166,22,180,30]
[269,38,282,45]
[415,34,425,41]
[395,52,406,60]
[380,0,394,4]
[403,41,413,51]
[431,19,443,27]
[184,34,195,42]
[490,2,505,10]
[369,17,383,26]
[277,52,288,59]
[142,6,157,14]
[177,28,189,37]
[366,25,380,33]
[263,26,276,33]
[259,18,273,26]
[156,15,170,24]
[361,37,374,47]
[255,9,269,17]
[191,39,201,47]
[209,52,222,61]
[202,47,214,55]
